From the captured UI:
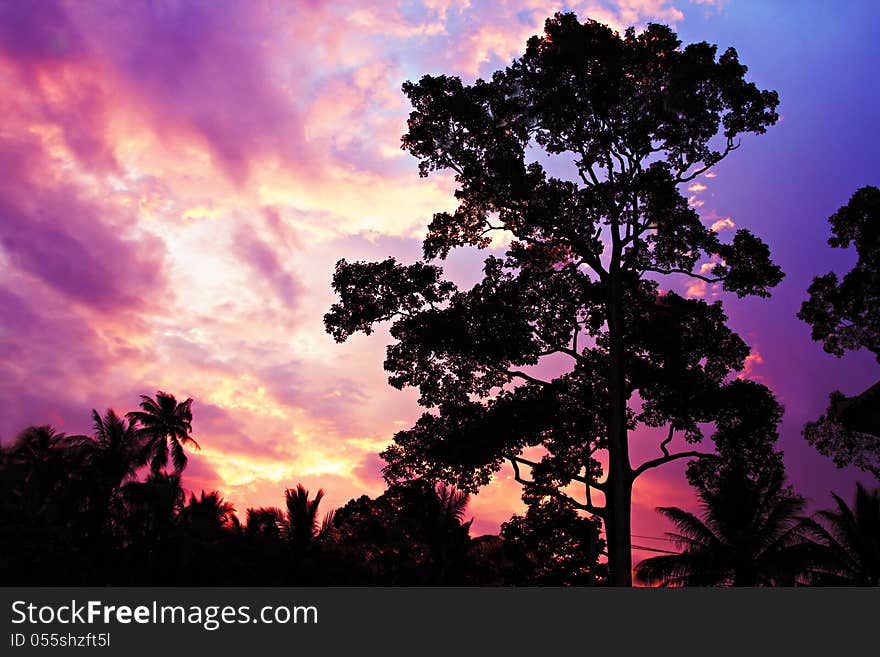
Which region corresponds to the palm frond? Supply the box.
[656,506,719,549]
[436,482,470,520]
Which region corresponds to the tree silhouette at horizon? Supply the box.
[284,484,335,555]
[0,391,873,587]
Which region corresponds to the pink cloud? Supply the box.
[737,349,765,380]
[232,226,302,306]
[710,216,736,232]
[0,135,166,312]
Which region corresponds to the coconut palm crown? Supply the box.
[126,391,198,475]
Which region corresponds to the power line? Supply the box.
[631,544,679,555]
[631,533,675,542]
[596,529,678,543]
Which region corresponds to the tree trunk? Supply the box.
[605,271,633,586]
[605,473,632,586]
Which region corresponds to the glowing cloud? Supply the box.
[710,217,736,232]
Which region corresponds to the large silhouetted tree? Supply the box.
[799,186,880,479]
[325,13,782,584]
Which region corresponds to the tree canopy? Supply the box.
[799,186,880,360]
[325,12,782,585]
[799,186,880,479]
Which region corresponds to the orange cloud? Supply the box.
[710,216,736,231]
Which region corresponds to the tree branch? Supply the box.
[660,425,674,458]
[641,267,723,284]
[556,489,604,516]
[631,450,713,480]
[509,228,608,281]
[479,223,507,237]
[502,369,553,387]
[675,140,740,184]
[510,454,604,490]
[508,453,531,486]
[532,329,586,363]
[506,454,606,517]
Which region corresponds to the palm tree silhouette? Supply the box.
[245,507,285,541]
[436,482,470,524]
[428,482,472,582]
[126,391,198,475]
[9,425,87,514]
[284,484,334,554]
[180,491,238,539]
[802,484,880,585]
[120,472,185,540]
[76,409,147,546]
[85,410,145,495]
[635,466,812,586]
[1,426,94,583]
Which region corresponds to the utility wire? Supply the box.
[631,544,679,555]
[631,533,675,542]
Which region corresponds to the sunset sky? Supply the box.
[0,0,877,550]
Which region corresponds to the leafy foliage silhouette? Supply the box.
[325,12,782,584]
[1,395,565,585]
[799,186,880,479]
[801,483,880,585]
[635,459,814,586]
[501,498,606,585]
[127,391,198,475]
[0,389,873,586]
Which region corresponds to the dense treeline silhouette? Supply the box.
[0,392,876,586]
[0,393,605,585]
